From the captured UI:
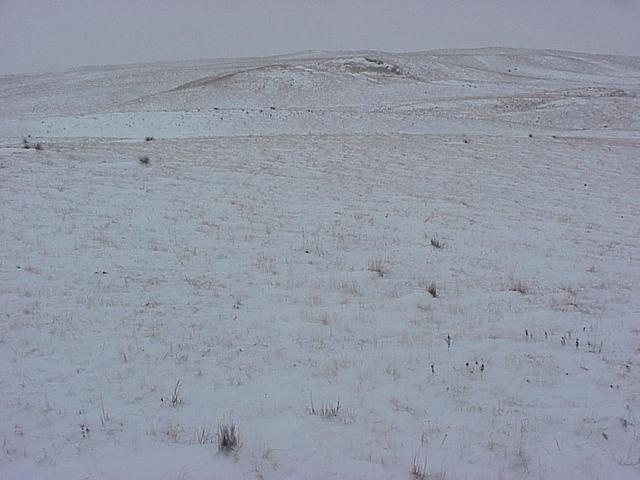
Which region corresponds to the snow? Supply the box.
[1,48,639,479]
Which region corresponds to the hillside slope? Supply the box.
[1,49,639,480]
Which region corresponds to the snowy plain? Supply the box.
[1,48,639,479]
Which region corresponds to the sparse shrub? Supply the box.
[587,340,603,354]
[427,282,438,298]
[320,400,341,418]
[411,456,446,480]
[308,393,341,419]
[195,426,215,445]
[170,380,182,407]
[515,440,530,473]
[139,155,150,165]
[430,237,443,249]
[99,392,110,428]
[338,281,361,296]
[22,137,42,150]
[308,391,316,414]
[368,258,387,277]
[509,280,529,295]
[411,455,428,479]
[217,422,239,453]
[164,423,184,443]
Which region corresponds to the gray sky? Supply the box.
[1,0,639,74]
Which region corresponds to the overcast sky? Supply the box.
[1,0,639,74]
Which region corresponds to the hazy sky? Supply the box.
[1,0,639,74]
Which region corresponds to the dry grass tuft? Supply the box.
[218,422,239,453]
[368,258,387,277]
[430,237,444,249]
[509,280,529,295]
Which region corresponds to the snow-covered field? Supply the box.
[1,48,639,479]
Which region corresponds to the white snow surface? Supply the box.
[1,48,639,479]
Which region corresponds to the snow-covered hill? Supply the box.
[1,48,639,479]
